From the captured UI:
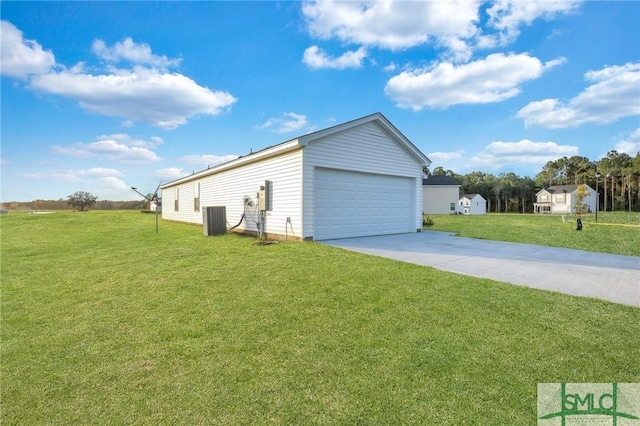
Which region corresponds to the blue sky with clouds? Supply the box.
[1,1,639,202]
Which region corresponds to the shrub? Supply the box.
[423,216,434,226]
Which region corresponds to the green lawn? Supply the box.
[424,212,640,256]
[2,211,639,424]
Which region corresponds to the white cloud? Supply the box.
[62,168,130,197]
[303,45,367,69]
[258,112,312,134]
[75,167,125,179]
[425,150,466,173]
[99,176,132,194]
[302,0,580,63]
[155,167,186,182]
[0,20,55,78]
[470,139,578,169]
[383,62,397,73]
[613,128,640,156]
[485,0,581,46]
[15,167,133,201]
[517,62,640,128]
[92,37,181,70]
[427,150,465,163]
[22,167,123,181]
[180,154,239,166]
[52,134,162,163]
[385,53,564,110]
[30,67,237,129]
[2,21,236,129]
[302,0,479,60]
[102,133,164,149]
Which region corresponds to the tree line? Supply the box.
[428,150,640,213]
[3,150,639,213]
[2,198,146,211]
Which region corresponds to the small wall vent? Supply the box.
[203,206,226,236]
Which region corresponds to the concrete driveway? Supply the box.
[322,231,640,308]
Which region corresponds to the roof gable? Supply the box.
[298,112,430,166]
[460,193,485,201]
[161,113,430,189]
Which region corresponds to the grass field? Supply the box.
[424,212,640,256]
[2,211,639,424]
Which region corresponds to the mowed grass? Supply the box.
[425,212,640,256]
[1,211,639,424]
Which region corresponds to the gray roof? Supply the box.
[546,184,581,193]
[422,175,460,186]
[461,193,483,199]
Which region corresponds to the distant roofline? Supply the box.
[461,193,483,199]
[422,175,460,186]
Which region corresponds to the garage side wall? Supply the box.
[162,150,303,238]
[303,122,423,239]
[422,186,460,214]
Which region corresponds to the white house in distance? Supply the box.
[160,113,431,241]
[422,175,461,214]
[459,194,486,215]
[534,184,597,214]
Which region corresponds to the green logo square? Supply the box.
[538,383,640,425]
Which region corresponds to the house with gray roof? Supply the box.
[459,193,486,215]
[534,184,596,214]
[422,175,461,214]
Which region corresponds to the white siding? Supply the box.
[161,181,203,224]
[423,186,460,214]
[556,190,596,214]
[162,149,303,238]
[303,121,423,238]
[460,195,486,215]
[583,189,597,213]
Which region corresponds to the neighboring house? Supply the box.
[160,113,431,241]
[422,175,461,214]
[459,194,486,215]
[534,184,596,214]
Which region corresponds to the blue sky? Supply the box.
[1,1,639,202]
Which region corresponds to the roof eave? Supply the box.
[160,139,302,189]
[160,112,431,189]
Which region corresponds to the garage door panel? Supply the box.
[315,168,414,240]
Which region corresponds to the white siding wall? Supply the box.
[559,190,597,214]
[584,190,597,213]
[303,122,423,238]
[422,186,460,214]
[162,149,303,238]
[552,192,571,213]
[468,196,487,215]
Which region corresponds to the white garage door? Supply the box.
[314,168,415,240]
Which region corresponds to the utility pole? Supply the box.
[131,184,161,234]
[595,172,600,222]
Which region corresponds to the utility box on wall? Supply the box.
[203,206,226,236]
[258,180,272,211]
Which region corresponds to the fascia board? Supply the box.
[160,140,301,189]
[298,113,431,167]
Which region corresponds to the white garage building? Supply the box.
[160,113,431,241]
